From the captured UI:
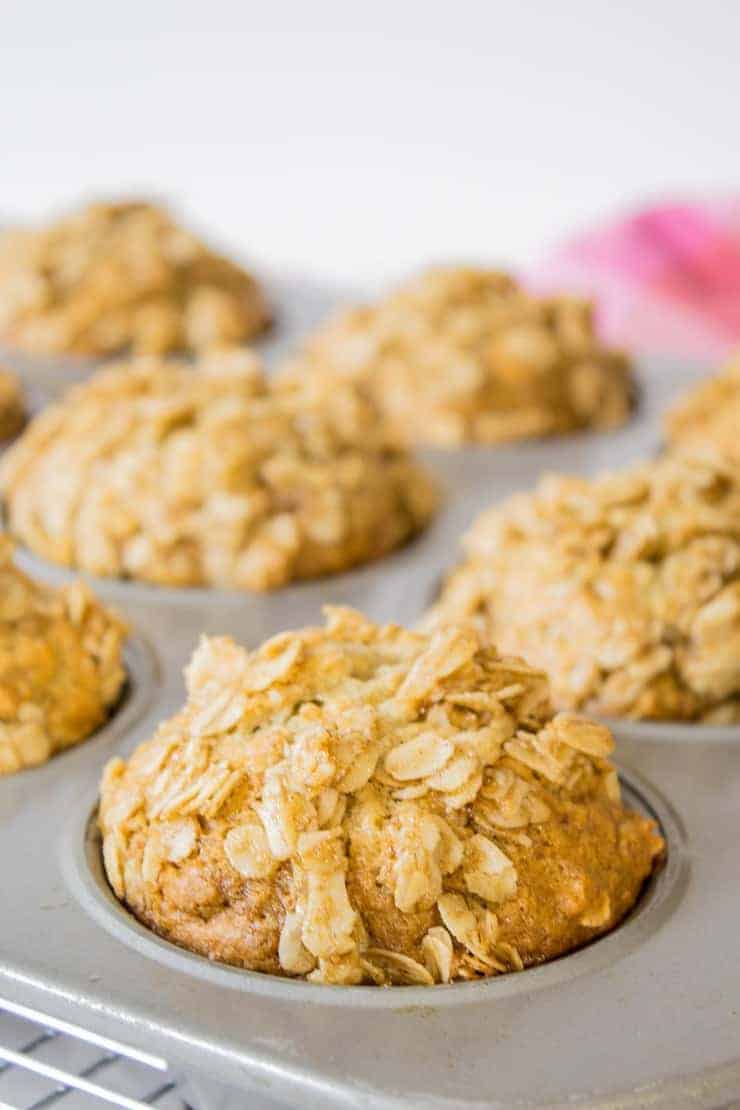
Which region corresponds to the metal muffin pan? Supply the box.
[1,293,739,1107]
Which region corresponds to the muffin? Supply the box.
[430,453,740,723]
[279,266,634,447]
[0,352,437,590]
[0,200,270,356]
[0,537,127,774]
[99,607,663,985]
[0,368,24,439]
[666,359,740,465]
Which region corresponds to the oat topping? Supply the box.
[0,201,270,356]
[0,352,437,590]
[0,537,127,774]
[99,607,663,985]
[666,358,740,466]
[0,369,24,439]
[429,453,740,722]
[279,266,634,447]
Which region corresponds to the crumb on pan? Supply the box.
[429,452,740,722]
[0,350,438,589]
[0,536,127,774]
[279,266,634,447]
[0,200,270,356]
[99,607,663,985]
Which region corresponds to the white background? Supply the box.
[1,0,739,287]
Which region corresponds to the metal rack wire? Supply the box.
[0,998,187,1110]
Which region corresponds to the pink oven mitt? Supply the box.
[527,199,740,360]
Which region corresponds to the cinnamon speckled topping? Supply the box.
[0,537,127,774]
[0,351,438,589]
[279,266,634,447]
[0,201,269,356]
[430,453,740,722]
[99,607,662,986]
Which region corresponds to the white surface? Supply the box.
[1,0,739,287]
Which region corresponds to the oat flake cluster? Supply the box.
[280,267,634,446]
[0,538,127,774]
[99,608,662,985]
[666,358,740,466]
[0,352,437,590]
[0,368,24,439]
[431,453,740,722]
[0,201,270,356]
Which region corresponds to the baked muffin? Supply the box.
[0,351,437,590]
[279,267,634,447]
[0,537,126,774]
[666,359,740,465]
[0,200,269,356]
[0,368,24,439]
[99,607,663,985]
[430,453,740,723]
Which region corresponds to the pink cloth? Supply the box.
[527,199,740,359]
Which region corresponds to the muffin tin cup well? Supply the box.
[64,767,685,1010]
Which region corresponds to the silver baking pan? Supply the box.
[2,284,739,1109]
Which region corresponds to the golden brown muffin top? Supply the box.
[0,351,437,590]
[280,266,633,446]
[99,607,662,985]
[666,358,740,466]
[0,200,269,356]
[0,368,24,439]
[0,537,127,774]
[431,453,740,722]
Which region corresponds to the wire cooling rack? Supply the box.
[0,999,187,1110]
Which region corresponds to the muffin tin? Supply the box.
[1,279,739,1109]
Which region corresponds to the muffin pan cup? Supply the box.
[1,315,739,1107]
